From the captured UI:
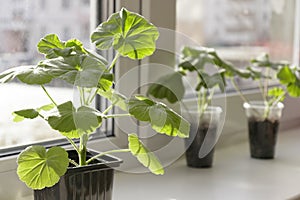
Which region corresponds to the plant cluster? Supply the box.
[148,46,300,119]
[0,8,190,190]
[148,47,226,114]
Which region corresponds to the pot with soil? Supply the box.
[243,101,284,159]
[185,107,222,168]
[34,149,122,200]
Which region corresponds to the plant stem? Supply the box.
[104,113,131,118]
[107,52,120,72]
[88,88,99,105]
[230,78,249,103]
[78,86,84,106]
[82,87,87,105]
[270,92,286,108]
[66,137,79,154]
[41,85,57,107]
[197,88,208,118]
[86,149,131,164]
[258,80,267,102]
[207,88,215,106]
[79,133,88,166]
[102,104,113,115]
[264,68,270,100]
[69,159,79,167]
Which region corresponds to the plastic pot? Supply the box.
[34,149,122,200]
[243,101,284,159]
[184,107,222,168]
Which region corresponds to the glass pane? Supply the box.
[176,0,297,91]
[0,0,91,149]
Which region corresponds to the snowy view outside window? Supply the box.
[0,0,90,149]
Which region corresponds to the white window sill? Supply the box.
[113,126,300,200]
[11,124,300,200]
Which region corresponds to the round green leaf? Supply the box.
[147,72,185,103]
[37,34,66,58]
[128,95,190,138]
[128,134,164,175]
[17,66,53,85]
[287,82,300,97]
[17,146,69,190]
[268,87,285,102]
[277,66,296,85]
[91,8,159,60]
[0,65,53,85]
[41,55,111,88]
[47,101,102,138]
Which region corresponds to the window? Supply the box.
[176,0,299,92]
[0,0,93,150]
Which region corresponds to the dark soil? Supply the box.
[185,122,217,168]
[248,118,279,159]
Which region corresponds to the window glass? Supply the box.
[0,0,92,149]
[176,0,298,91]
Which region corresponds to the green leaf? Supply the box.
[268,87,285,102]
[84,49,108,65]
[199,71,226,92]
[128,95,190,138]
[251,53,287,70]
[277,66,296,85]
[179,47,213,71]
[97,89,127,111]
[147,72,185,103]
[128,134,164,175]
[0,68,19,83]
[12,113,25,122]
[245,66,264,80]
[47,101,102,138]
[13,109,39,121]
[17,146,69,190]
[178,46,244,79]
[17,66,54,85]
[65,38,86,54]
[38,103,55,112]
[0,65,53,85]
[287,81,300,97]
[277,66,300,97]
[91,8,159,60]
[98,73,114,92]
[40,55,111,88]
[37,34,66,58]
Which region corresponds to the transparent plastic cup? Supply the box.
[243,101,284,159]
[184,106,222,168]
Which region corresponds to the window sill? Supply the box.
[113,126,300,200]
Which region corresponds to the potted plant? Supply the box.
[147,46,225,168]
[0,8,190,199]
[185,49,300,159]
[232,54,300,159]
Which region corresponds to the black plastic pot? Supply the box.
[34,149,122,200]
[248,118,279,159]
